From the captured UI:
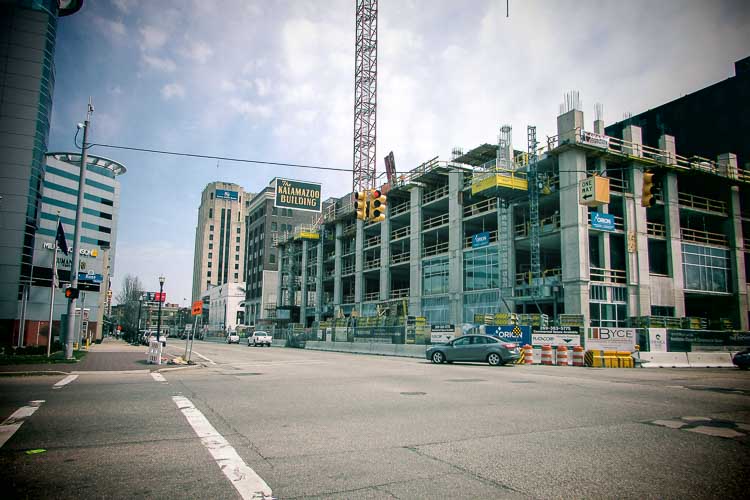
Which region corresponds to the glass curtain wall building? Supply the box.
[0,0,82,344]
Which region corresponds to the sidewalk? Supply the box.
[0,338,169,374]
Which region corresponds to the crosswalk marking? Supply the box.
[0,400,44,449]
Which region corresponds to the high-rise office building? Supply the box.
[0,0,83,343]
[191,182,251,302]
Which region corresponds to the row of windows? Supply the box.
[45,165,116,191]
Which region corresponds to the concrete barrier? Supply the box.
[304,340,425,358]
[686,352,734,368]
[639,352,690,368]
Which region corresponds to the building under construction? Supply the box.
[274,99,749,334]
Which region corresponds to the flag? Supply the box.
[55,220,69,255]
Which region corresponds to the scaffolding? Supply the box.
[527,125,541,296]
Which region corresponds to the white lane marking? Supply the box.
[172,396,272,500]
[0,400,44,448]
[190,350,216,365]
[53,374,78,389]
[151,372,167,383]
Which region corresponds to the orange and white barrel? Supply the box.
[523,344,534,365]
[572,346,585,366]
[556,345,569,366]
[541,345,553,365]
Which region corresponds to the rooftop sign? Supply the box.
[274,178,322,213]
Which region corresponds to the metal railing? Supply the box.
[681,228,728,246]
[647,222,667,237]
[423,213,450,231]
[515,267,562,285]
[342,264,355,275]
[678,193,727,214]
[515,213,561,237]
[422,241,449,257]
[463,198,496,218]
[391,252,410,265]
[590,267,627,284]
[364,291,380,301]
[391,226,411,240]
[608,177,630,194]
[365,235,381,248]
[390,288,409,298]
[423,185,449,204]
[343,294,355,304]
[364,258,381,271]
[391,201,411,217]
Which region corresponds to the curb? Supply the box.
[0,370,69,377]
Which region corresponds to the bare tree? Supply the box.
[116,274,143,340]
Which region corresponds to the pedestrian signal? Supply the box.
[64,287,79,299]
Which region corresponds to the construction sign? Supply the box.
[191,300,202,316]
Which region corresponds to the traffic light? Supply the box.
[354,190,369,220]
[370,189,387,222]
[64,287,79,299]
[641,169,661,207]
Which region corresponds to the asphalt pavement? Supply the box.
[1,339,749,499]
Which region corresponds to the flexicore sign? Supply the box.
[274,178,322,213]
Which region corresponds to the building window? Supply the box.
[682,244,730,293]
[234,264,239,270]
[236,237,240,243]
[237,227,241,234]
[209,243,213,249]
[463,247,498,291]
[210,225,214,231]
[271,222,277,231]
[234,273,239,280]
[235,246,240,252]
[209,208,212,218]
[207,271,212,277]
[235,254,239,260]
[423,256,449,295]
[208,252,213,259]
[651,305,675,317]
[209,234,213,241]
[589,285,628,327]
[269,254,276,264]
[272,207,278,215]
[208,262,212,268]
[210,192,213,200]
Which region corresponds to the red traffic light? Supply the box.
[64,287,80,299]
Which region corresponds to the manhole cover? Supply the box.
[446,379,486,383]
[401,392,427,396]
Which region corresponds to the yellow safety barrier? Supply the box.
[603,350,619,367]
[617,351,634,368]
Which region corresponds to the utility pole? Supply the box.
[64,99,93,359]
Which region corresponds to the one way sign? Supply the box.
[578,175,610,207]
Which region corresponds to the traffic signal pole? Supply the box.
[64,100,93,359]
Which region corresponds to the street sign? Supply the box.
[579,176,610,207]
[274,178,322,213]
[191,300,202,316]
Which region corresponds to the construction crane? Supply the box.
[352,0,378,194]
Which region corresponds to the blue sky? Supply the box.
[47,0,750,306]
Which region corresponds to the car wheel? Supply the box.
[431,351,445,364]
[487,353,502,366]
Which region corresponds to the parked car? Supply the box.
[733,348,750,370]
[226,332,240,344]
[248,331,272,347]
[425,335,520,366]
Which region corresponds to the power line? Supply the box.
[90,143,353,173]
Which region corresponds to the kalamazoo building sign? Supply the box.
[274,178,322,213]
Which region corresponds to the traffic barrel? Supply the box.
[541,345,553,365]
[556,345,569,366]
[572,346,585,366]
[523,344,534,365]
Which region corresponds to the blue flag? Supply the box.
[55,220,69,255]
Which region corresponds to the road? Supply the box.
[2,339,749,499]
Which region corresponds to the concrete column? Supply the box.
[315,237,324,321]
[333,222,343,307]
[379,211,391,300]
[658,134,677,166]
[718,153,739,180]
[557,109,589,325]
[276,245,284,307]
[300,239,308,323]
[728,179,748,329]
[623,125,642,157]
[448,172,463,323]
[593,119,605,136]
[625,165,652,317]
[663,171,686,317]
[354,219,364,311]
[557,109,583,145]
[409,186,423,317]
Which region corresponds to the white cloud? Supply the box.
[161,83,186,100]
[182,41,213,64]
[229,98,272,118]
[254,78,271,97]
[91,16,126,39]
[142,54,177,72]
[140,25,168,51]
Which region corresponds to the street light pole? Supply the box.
[64,99,93,359]
[156,275,165,343]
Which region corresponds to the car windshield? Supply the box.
[255,332,268,336]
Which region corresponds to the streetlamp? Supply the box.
[156,275,165,343]
[136,294,144,344]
